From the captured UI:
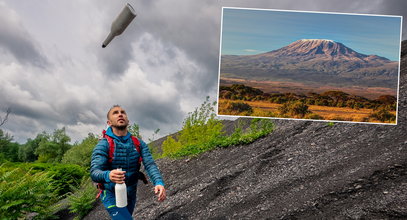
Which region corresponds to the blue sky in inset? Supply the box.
[221,8,402,61]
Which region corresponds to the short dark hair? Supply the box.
[107,105,121,120]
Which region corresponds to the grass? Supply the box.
[219,99,396,124]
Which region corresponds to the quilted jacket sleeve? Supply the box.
[90,139,111,183]
[140,140,165,186]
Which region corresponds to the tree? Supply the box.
[321,91,350,107]
[62,133,98,168]
[35,128,71,163]
[0,129,20,162]
[0,107,10,127]
[128,123,141,138]
[18,132,48,162]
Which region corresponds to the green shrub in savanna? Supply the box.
[67,176,97,220]
[278,101,311,118]
[0,166,59,219]
[162,97,274,159]
[369,107,396,122]
[221,100,253,116]
[62,133,99,168]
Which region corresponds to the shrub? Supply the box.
[62,133,98,168]
[278,101,310,117]
[162,97,274,159]
[223,101,253,115]
[162,136,183,158]
[369,108,396,122]
[162,97,224,158]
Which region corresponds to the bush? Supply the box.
[162,136,183,158]
[162,97,274,159]
[222,101,253,115]
[62,133,98,168]
[67,177,97,220]
[369,108,396,122]
[278,101,310,117]
[162,97,224,158]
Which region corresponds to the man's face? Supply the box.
[107,106,129,130]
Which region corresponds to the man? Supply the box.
[90,105,166,219]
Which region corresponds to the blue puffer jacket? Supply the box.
[90,127,164,194]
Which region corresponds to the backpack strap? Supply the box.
[131,136,142,164]
[102,130,115,163]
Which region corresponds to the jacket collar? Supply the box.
[105,126,131,143]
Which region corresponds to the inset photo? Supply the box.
[218,7,402,124]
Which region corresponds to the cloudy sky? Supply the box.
[0,0,406,143]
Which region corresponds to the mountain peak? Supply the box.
[274,39,362,58]
[299,39,335,43]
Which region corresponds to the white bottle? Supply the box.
[102,3,137,48]
[115,168,127,208]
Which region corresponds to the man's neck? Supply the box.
[111,127,128,137]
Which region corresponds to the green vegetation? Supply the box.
[162,97,274,159]
[36,128,71,163]
[67,177,98,220]
[62,133,98,168]
[278,101,311,118]
[222,101,253,115]
[0,165,59,219]
[219,84,397,111]
[0,126,92,219]
[369,107,397,123]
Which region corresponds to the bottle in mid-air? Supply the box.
[102,3,136,48]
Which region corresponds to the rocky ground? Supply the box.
[82,41,407,220]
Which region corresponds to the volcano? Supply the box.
[220,39,399,88]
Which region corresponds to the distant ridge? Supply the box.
[256,39,391,62]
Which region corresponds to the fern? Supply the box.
[67,177,97,220]
[0,167,57,219]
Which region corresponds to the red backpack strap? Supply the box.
[102,130,115,163]
[131,136,142,164]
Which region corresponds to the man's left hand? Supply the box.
[154,185,166,202]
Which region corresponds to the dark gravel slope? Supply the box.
[83,41,407,220]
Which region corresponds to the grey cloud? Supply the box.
[0,3,48,67]
[127,0,221,96]
[220,0,406,40]
[98,33,135,76]
[127,98,184,132]
[379,0,407,40]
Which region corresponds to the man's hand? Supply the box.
[109,169,126,183]
[154,185,166,202]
